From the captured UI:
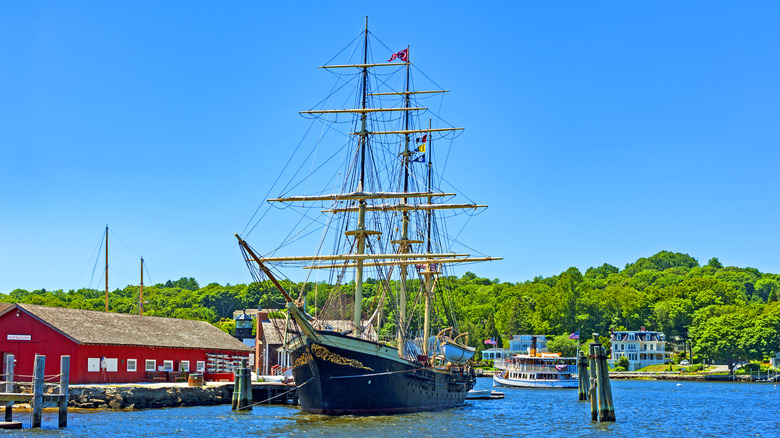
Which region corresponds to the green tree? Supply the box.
[707,258,724,269]
[546,333,579,357]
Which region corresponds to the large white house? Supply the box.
[480,335,548,361]
[610,327,671,371]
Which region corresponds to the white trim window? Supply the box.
[87,358,100,372]
[105,358,118,372]
[163,360,174,372]
[196,361,206,372]
[180,361,190,372]
[145,359,156,372]
[127,359,137,372]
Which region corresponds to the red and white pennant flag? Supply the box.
[388,48,408,62]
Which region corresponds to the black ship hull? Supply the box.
[289,333,476,415]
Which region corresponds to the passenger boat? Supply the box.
[235,18,500,415]
[493,352,578,389]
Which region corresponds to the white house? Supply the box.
[610,327,671,371]
[480,335,547,361]
[770,352,780,369]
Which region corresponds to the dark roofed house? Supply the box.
[0,303,250,384]
[255,312,378,376]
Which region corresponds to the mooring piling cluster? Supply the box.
[584,333,615,422]
[231,357,253,411]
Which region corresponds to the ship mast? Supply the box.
[139,257,144,315]
[396,45,412,357]
[104,225,109,312]
[423,119,434,355]
[352,17,369,331]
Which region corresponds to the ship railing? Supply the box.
[502,364,577,373]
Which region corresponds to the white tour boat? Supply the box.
[493,352,578,389]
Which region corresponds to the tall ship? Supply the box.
[236,19,500,415]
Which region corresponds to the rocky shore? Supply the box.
[67,382,234,409]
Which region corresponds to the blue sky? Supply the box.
[1,1,778,292]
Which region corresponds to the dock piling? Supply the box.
[598,346,615,421]
[577,350,588,401]
[4,354,13,422]
[232,358,252,411]
[59,356,70,428]
[243,359,253,410]
[231,365,239,410]
[588,340,598,421]
[588,333,616,422]
[31,354,45,428]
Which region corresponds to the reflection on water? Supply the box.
[6,378,778,437]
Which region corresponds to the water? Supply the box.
[5,378,778,437]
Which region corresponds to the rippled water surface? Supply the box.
[5,378,778,437]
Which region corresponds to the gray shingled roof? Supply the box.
[261,321,285,345]
[259,319,378,346]
[3,303,250,351]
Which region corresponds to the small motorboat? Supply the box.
[466,389,505,400]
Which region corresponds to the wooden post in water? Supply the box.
[243,358,252,410]
[592,336,608,421]
[59,356,70,428]
[241,362,245,408]
[588,340,598,421]
[231,364,240,410]
[598,345,616,422]
[31,354,45,428]
[589,334,616,423]
[577,349,588,401]
[4,354,13,422]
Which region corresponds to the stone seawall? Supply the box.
[68,383,234,410]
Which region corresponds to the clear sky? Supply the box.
[1,1,778,292]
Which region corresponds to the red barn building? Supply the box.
[0,303,250,384]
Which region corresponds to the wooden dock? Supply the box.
[1,354,69,429]
[249,381,297,405]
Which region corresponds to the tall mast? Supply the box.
[104,225,108,312]
[139,257,144,315]
[352,16,369,330]
[395,45,413,357]
[423,119,433,355]
[427,118,433,253]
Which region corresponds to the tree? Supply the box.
[623,251,699,277]
[584,263,619,280]
[755,278,779,302]
[690,305,754,371]
[546,333,579,357]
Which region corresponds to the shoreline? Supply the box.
[6,373,771,413]
[6,381,296,411]
[477,370,774,383]
[607,372,773,382]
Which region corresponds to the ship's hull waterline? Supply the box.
[289,333,476,415]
